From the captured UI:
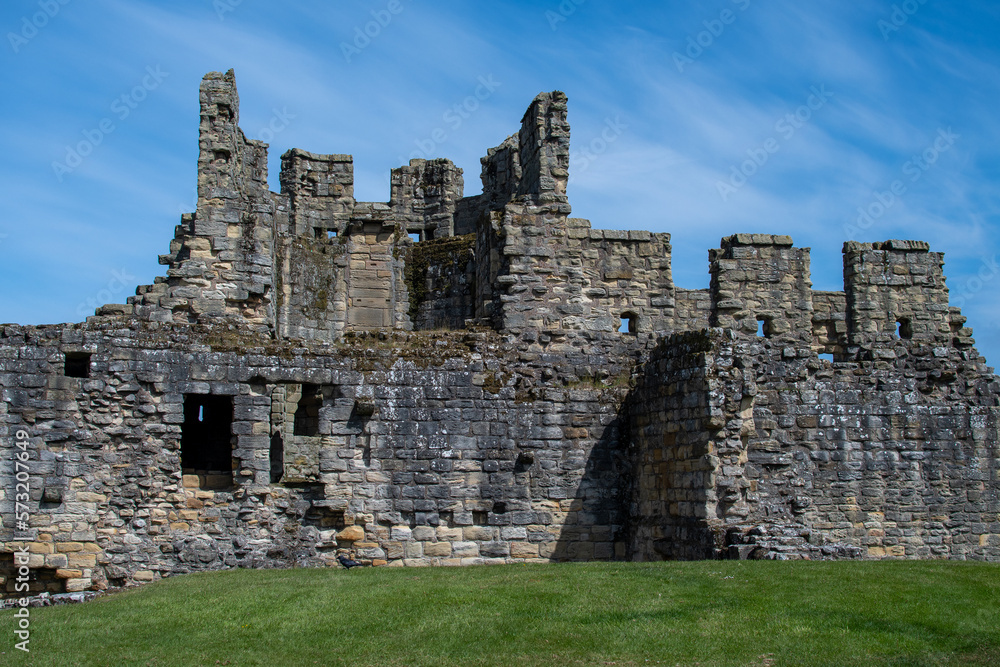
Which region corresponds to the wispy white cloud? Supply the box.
[2,0,999,361]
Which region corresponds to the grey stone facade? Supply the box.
[2,70,998,596]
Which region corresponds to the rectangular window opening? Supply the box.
[408,232,421,243]
[294,384,322,437]
[181,394,234,490]
[2,559,65,596]
[619,312,637,334]
[64,352,91,378]
[896,317,912,340]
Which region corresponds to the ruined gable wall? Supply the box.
[516,92,570,206]
[130,70,278,331]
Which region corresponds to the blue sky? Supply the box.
[2,0,999,364]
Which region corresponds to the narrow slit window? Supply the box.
[757,317,772,338]
[64,352,91,378]
[269,433,284,484]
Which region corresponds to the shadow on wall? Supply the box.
[549,405,631,562]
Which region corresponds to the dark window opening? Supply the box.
[181,394,234,489]
[2,559,65,596]
[408,232,421,243]
[294,384,322,436]
[514,451,534,473]
[619,312,637,334]
[897,318,912,340]
[269,433,284,484]
[425,229,435,241]
[492,501,507,514]
[304,506,345,529]
[64,352,91,378]
[757,316,773,338]
[472,510,488,525]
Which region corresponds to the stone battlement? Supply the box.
[0,71,997,596]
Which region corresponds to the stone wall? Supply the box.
[4,69,1000,598]
[710,234,812,342]
[129,69,278,330]
[811,290,848,357]
[280,149,355,238]
[628,328,1000,562]
[629,331,723,560]
[843,240,968,354]
[477,205,674,333]
[390,159,464,240]
[734,334,1000,560]
[673,288,712,332]
[276,234,348,342]
[405,234,476,331]
[0,321,650,593]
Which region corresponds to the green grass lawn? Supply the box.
[2,561,998,666]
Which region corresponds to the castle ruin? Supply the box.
[2,70,998,595]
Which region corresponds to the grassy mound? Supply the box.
[3,561,999,666]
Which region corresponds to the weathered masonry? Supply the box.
[2,70,998,595]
